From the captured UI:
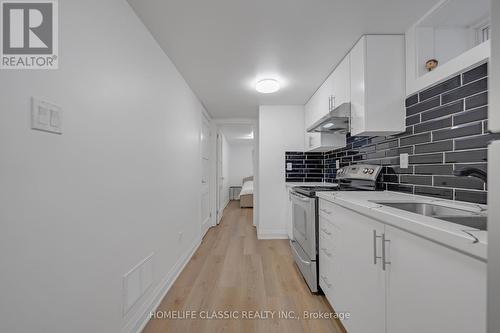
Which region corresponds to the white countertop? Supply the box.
[316,191,488,261]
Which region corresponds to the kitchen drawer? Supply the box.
[319,247,335,300]
[319,234,335,261]
[319,217,336,243]
[319,199,338,223]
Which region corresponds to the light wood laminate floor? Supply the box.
[142,201,346,333]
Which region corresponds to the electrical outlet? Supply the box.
[400,153,409,169]
[286,162,293,171]
[178,232,183,242]
[31,97,62,134]
[336,160,340,169]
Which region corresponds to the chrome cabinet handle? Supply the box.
[320,208,332,215]
[320,227,332,236]
[373,230,382,265]
[321,247,332,257]
[321,275,332,288]
[382,233,391,271]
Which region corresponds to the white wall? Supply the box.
[257,105,305,239]
[228,143,254,187]
[0,1,207,332]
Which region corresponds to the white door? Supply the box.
[200,115,211,234]
[216,133,223,224]
[385,225,486,333]
[328,203,386,333]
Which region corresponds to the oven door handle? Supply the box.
[290,191,311,202]
[290,240,311,265]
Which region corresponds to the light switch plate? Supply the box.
[336,160,340,169]
[286,162,293,171]
[31,97,62,134]
[400,153,409,169]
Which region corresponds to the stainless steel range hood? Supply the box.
[307,102,351,133]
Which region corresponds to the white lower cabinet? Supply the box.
[318,199,486,333]
[319,202,385,333]
[385,225,486,333]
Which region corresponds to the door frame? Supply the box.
[214,118,258,225]
[215,131,224,224]
[200,111,213,235]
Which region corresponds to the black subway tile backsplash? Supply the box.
[445,149,488,163]
[421,100,463,122]
[462,63,488,85]
[453,106,488,125]
[284,64,490,204]
[441,78,488,104]
[409,153,443,164]
[465,92,488,110]
[414,186,454,200]
[400,175,433,186]
[406,114,421,126]
[455,190,487,204]
[454,163,487,173]
[434,176,485,190]
[414,141,453,154]
[432,122,483,141]
[406,96,440,116]
[419,75,461,102]
[455,134,500,150]
[414,117,452,133]
[400,132,432,146]
[405,94,419,107]
[414,164,454,175]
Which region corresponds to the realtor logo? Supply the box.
[1,0,58,69]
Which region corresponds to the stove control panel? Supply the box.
[336,164,382,181]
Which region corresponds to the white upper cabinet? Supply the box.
[331,55,350,108]
[350,35,406,136]
[304,34,405,148]
[304,72,346,152]
[406,0,491,96]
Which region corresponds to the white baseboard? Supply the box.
[201,219,211,237]
[217,199,230,224]
[121,236,202,333]
[257,228,289,240]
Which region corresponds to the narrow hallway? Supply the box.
[142,202,345,333]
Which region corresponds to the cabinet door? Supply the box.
[385,225,486,333]
[316,76,333,120]
[332,56,350,107]
[350,36,366,136]
[326,202,386,333]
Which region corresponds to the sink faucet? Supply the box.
[453,167,487,183]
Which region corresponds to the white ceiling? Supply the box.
[219,124,255,145]
[128,0,439,118]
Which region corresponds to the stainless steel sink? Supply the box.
[437,216,487,231]
[373,202,487,230]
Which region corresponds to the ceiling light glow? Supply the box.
[256,79,280,94]
[323,122,335,129]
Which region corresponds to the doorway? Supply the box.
[215,120,257,223]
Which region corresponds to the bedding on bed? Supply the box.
[239,180,254,197]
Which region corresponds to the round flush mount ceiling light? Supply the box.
[255,79,280,94]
